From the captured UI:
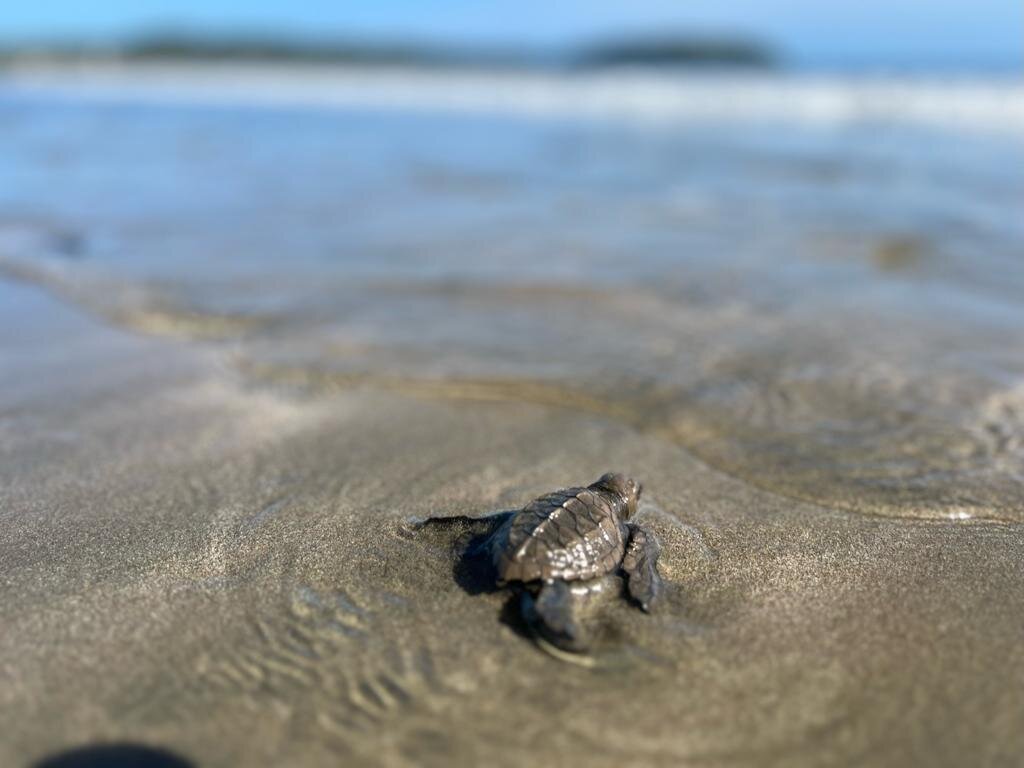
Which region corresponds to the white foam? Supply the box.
[2,62,1023,136]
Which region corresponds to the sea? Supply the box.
[2,62,1022,521]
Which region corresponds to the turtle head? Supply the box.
[593,472,642,519]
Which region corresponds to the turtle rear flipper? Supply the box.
[409,512,513,556]
[406,512,514,595]
[522,580,590,653]
[622,524,664,612]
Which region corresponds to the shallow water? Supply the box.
[3,69,1022,522]
[1,67,1023,766]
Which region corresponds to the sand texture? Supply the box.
[2,278,1023,768]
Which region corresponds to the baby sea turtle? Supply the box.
[420,472,664,653]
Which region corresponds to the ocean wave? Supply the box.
[2,63,1023,135]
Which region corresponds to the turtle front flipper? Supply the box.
[521,580,590,653]
[622,523,664,612]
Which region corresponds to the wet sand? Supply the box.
[2,274,1023,768]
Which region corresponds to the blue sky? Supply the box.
[4,0,1022,69]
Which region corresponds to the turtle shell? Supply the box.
[492,486,627,584]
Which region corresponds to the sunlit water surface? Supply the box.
[2,67,1023,521]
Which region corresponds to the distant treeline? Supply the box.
[0,32,777,69]
[577,37,775,68]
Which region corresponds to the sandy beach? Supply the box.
[2,65,1023,767]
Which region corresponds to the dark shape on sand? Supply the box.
[420,473,663,652]
[33,744,194,768]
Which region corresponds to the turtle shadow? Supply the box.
[33,743,194,768]
[410,511,533,639]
